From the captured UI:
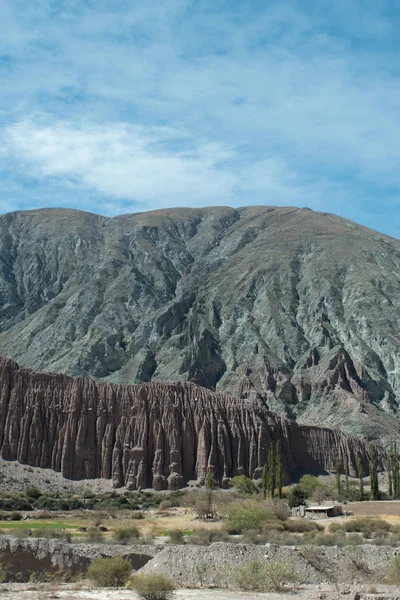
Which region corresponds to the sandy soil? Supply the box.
[1,585,400,600]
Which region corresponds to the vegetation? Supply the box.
[226,500,273,534]
[87,556,132,587]
[112,525,140,544]
[231,475,258,495]
[128,573,175,600]
[386,554,400,585]
[356,455,364,501]
[234,559,299,592]
[369,443,379,500]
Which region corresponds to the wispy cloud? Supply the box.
[0,0,399,235]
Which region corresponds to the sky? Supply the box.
[0,0,399,237]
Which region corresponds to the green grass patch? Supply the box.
[0,520,77,530]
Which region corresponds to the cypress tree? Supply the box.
[356,455,364,501]
[388,441,393,499]
[344,455,349,497]
[369,442,379,500]
[268,445,275,498]
[393,442,400,500]
[275,440,283,499]
[335,458,342,496]
[262,463,268,500]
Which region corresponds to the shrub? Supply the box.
[190,528,229,545]
[287,486,308,508]
[25,487,42,500]
[386,554,400,585]
[168,529,185,544]
[284,520,322,533]
[87,556,132,587]
[0,566,7,583]
[234,559,299,592]
[128,573,175,599]
[10,511,22,521]
[270,500,290,521]
[84,528,106,543]
[112,526,140,544]
[344,518,390,538]
[231,476,259,495]
[226,501,273,534]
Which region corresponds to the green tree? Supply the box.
[275,441,283,499]
[356,455,364,501]
[335,458,342,496]
[369,443,379,501]
[388,441,393,499]
[267,445,275,498]
[262,464,268,500]
[344,455,349,497]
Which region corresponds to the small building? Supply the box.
[292,504,342,519]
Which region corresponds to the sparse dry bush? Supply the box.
[112,525,140,544]
[128,573,175,599]
[190,528,229,545]
[386,554,400,585]
[167,529,185,544]
[234,558,299,592]
[284,519,322,533]
[344,518,390,537]
[87,556,132,587]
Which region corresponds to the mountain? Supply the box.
[0,358,380,488]
[0,206,399,443]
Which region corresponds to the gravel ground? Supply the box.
[140,542,400,587]
[1,584,400,600]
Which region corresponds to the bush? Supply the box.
[287,486,308,508]
[190,528,229,545]
[386,554,400,585]
[226,501,273,534]
[168,529,185,544]
[234,559,299,592]
[112,526,140,544]
[87,556,132,587]
[231,476,259,495]
[284,520,322,533]
[344,518,390,538]
[84,528,105,543]
[25,487,42,500]
[128,573,175,599]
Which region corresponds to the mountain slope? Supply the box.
[0,205,399,442]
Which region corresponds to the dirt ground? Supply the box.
[346,501,400,518]
[1,585,400,600]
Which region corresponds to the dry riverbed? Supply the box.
[1,584,400,600]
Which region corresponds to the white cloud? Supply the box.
[3,116,346,213]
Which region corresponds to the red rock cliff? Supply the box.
[0,358,380,490]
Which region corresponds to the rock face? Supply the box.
[0,358,382,488]
[0,206,399,442]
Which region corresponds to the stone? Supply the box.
[0,358,383,487]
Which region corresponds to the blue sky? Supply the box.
[0,0,399,237]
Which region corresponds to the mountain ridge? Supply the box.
[0,205,398,443]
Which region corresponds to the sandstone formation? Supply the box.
[0,206,398,442]
[0,359,382,489]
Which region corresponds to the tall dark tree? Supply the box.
[275,440,283,499]
[388,441,393,499]
[335,458,342,496]
[356,455,364,501]
[268,444,275,498]
[344,455,349,497]
[393,442,400,500]
[369,443,379,501]
[262,463,268,500]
